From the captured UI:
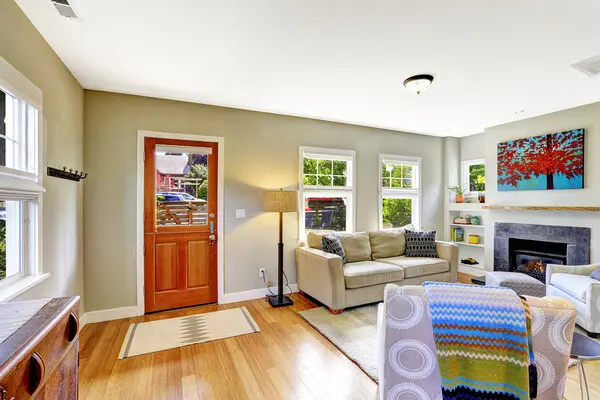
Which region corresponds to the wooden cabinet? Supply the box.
[0,297,80,399]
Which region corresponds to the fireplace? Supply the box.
[509,238,567,282]
[494,223,590,283]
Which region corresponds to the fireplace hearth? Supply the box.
[494,223,590,283]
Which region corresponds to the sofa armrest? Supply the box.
[546,263,600,282]
[436,241,458,282]
[296,247,346,310]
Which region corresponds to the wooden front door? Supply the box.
[144,138,218,313]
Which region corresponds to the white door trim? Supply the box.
[136,130,225,315]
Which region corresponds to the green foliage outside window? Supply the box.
[303,158,347,187]
[187,164,208,200]
[381,163,413,189]
[469,164,485,192]
[382,198,412,228]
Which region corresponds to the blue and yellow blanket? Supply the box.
[423,282,537,400]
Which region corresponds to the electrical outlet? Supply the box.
[259,268,266,279]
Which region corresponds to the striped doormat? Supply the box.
[118,307,260,359]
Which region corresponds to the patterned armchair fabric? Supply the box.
[546,263,600,336]
[378,284,577,400]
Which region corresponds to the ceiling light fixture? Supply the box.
[403,74,434,95]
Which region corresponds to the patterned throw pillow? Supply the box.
[591,269,600,281]
[322,234,346,264]
[405,230,438,258]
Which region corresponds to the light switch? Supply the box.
[235,209,246,219]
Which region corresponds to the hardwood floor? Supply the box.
[79,294,377,400]
[79,289,600,399]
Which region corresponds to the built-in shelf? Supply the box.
[447,203,484,211]
[450,224,484,229]
[452,241,485,248]
[459,262,484,269]
[481,205,600,211]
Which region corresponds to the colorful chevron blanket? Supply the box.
[423,282,537,400]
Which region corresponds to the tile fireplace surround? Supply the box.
[494,222,591,272]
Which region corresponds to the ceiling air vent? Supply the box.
[572,54,600,77]
[52,0,78,19]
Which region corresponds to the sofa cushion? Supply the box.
[321,234,346,264]
[306,231,328,249]
[369,225,413,259]
[343,261,404,289]
[405,230,438,258]
[338,232,372,262]
[377,256,449,279]
[550,273,591,303]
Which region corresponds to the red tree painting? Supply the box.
[497,129,584,191]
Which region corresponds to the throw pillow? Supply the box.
[321,234,346,263]
[338,232,372,262]
[591,269,600,281]
[405,230,438,258]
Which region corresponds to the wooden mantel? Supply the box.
[481,205,600,211]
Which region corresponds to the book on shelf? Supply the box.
[451,227,464,242]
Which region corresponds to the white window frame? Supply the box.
[461,158,486,197]
[299,146,356,240]
[378,155,421,230]
[0,56,47,302]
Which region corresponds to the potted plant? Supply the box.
[448,184,467,203]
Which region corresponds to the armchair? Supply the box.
[378,284,577,400]
[546,263,600,338]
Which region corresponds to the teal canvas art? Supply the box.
[497,128,584,191]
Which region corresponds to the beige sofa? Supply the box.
[296,226,458,313]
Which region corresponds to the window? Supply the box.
[379,155,421,229]
[462,159,485,195]
[300,147,355,238]
[0,56,45,299]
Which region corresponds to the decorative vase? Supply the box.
[456,194,463,203]
[478,193,485,203]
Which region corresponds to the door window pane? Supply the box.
[0,200,22,281]
[305,197,347,232]
[381,198,412,229]
[155,149,209,226]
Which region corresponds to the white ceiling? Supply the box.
[15,0,600,137]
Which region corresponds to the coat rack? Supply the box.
[47,166,88,182]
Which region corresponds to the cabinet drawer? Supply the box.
[0,300,79,399]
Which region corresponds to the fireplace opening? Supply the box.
[509,238,567,283]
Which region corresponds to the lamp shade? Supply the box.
[263,190,298,213]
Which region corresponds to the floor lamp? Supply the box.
[263,189,298,308]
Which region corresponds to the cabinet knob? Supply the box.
[0,386,14,400]
[29,352,45,394]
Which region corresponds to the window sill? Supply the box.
[0,273,51,303]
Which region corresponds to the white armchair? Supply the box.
[546,263,600,338]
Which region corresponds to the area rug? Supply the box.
[299,305,379,382]
[118,307,260,359]
[299,304,595,381]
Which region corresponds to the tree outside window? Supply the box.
[469,164,485,192]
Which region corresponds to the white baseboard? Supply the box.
[80,285,299,327]
[80,305,141,328]
[220,284,299,304]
